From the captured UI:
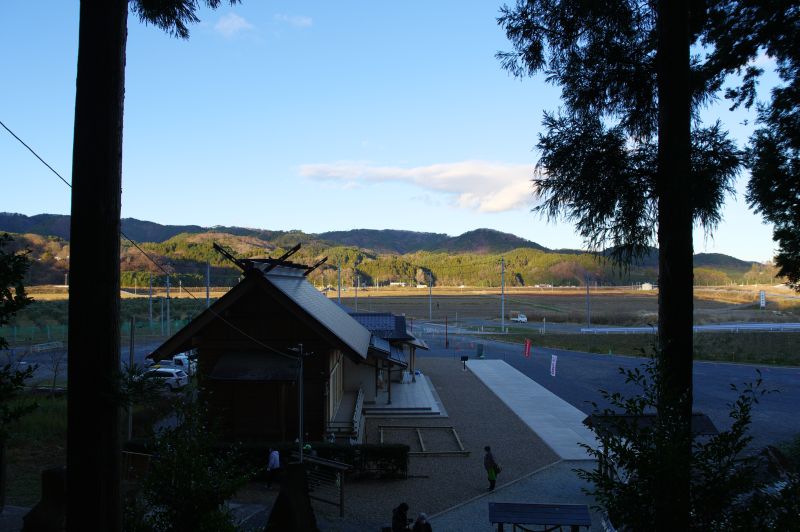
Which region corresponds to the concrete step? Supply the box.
[363,406,439,417]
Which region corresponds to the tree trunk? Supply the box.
[67,2,127,531]
[655,0,693,529]
[0,440,6,513]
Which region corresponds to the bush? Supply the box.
[577,358,799,530]
[123,400,253,532]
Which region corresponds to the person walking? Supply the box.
[484,445,501,491]
[266,447,280,489]
[412,512,432,532]
[392,502,411,531]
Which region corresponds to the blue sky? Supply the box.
[0,2,778,262]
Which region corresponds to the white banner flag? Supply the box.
[550,354,557,377]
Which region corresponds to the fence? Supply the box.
[0,319,193,346]
[290,452,350,518]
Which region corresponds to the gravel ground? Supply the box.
[235,356,560,531]
[429,460,603,531]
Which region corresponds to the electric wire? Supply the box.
[1,118,297,360]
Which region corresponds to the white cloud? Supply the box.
[298,160,536,213]
[214,13,254,37]
[274,14,313,28]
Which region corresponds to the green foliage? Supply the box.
[577,359,798,530]
[694,267,731,286]
[0,234,33,343]
[0,363,37,443]
[0,234,36,441]
[125,397,252,532]
[131,0,241,40]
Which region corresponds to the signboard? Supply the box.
[760,290,766,309]
[550,355,557,377]
[524,338,532,358]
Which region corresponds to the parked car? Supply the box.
[144,367,189,391]
[145,352,197,377]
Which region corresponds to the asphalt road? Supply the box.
[7,340,164,385]
[414,328,800,452]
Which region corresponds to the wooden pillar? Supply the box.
[387,364,392,405]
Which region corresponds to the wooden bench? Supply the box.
[488,502,592,532]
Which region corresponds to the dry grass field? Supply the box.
[21,283,800,326]
[326,285,799,326]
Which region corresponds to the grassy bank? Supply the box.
[6,394,67,506]
[483,331,800,366]
[5,391,173,507]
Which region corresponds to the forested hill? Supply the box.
[0,212,767,287]
[318,229,450,254]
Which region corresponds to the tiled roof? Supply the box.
[349,312,414,341]
[265,266,371,359]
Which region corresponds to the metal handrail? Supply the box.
[352,387,364,434]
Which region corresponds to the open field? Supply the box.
[331,288,800,325]
[6,284,799,344]
[7,284,798,365]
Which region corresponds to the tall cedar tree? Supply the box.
[701,1,800,289]
[68,2,238,531]
[497,1,742,528]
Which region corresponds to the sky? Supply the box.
[0,2,780,262]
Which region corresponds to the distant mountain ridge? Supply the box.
[0,212,552,255]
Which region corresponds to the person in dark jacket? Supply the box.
[392,502,410,531]
[484,445,500,491]
[412,512,432,532]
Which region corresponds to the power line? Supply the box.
[1,117,294,360]
[0,119,72,188]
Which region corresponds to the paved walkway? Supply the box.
[467,359,597,460]
[369,373,444,415]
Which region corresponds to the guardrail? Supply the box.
[31,341,65,352]
[581,323,800,334]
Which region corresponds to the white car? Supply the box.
[145,367,189,391]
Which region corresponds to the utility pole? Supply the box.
[585,274,591,328]
[206,261,210,308]
[428,273,433,321]
[501,257,505,333]
[289,343,305,464]
[148,273,152,327]
[166,276,171,337]
[355,273,359,311]
[337,260,341,304]
[299,343,304,464]
[128,316,134,441]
